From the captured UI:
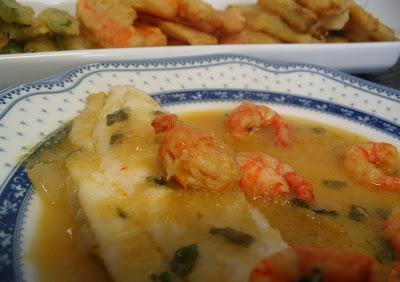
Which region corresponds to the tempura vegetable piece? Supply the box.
[296,0,350,16]
[240,5,319,43]
[320,10,349,30]
[0,0,34,25]
[129,0,178,19]
[219,28,281,44]
[38,8,79,35]
[257,0,324,38]
[24,36,59,53]
[174,0,244,34]
[56,35,88,50]
[176,0,219,32]
[349,3,395,41]
[0,40,22,54]
[219,5,245,34]
[76,0,144,47]
[135,23,167,46]
[0,32,9,50]
[158,21,217,45]
[0,20,49,40]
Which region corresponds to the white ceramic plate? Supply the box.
[0,54,399,281]
[0,0,399,90]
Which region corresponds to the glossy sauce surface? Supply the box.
[27,110,400,281]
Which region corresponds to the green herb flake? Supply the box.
[321,180,347,189]
[348,205,368,222]
[154,110,164,115]
[312,209,339,217]
[170,244,198,278]
[290,199,310,208]
[146,176,168,186]
[376,208,390,220]
[150,272,173,282]
[110,133,123,145]
[210,226,254,247]
[366,238,395,264]
[106,107,129,126]
[298,268,323,282]
[311,127,326,134]
[116,207,128,219]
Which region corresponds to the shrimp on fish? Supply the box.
[151,114,240,191]
[342,142,400,192]
[237,152,314,203]
[225,102,292,147]
[249,246,373,282]
[383,207,400,256]
[76,0,166,48]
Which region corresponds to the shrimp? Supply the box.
[249,246,373,282]
[383,207,400,257]
[76,0,166,48]
[225,102,291,147]
[151,114,240,191]
[342,142,400,192]
[237,152,314,203]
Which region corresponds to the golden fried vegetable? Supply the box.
[0,20,49,40]
[350,3,394,41]
[257,0,324,38]
[240,5,319,43]
[158,21,217,45]
[24,36,59,52]
[56,35,88,50]
[38,8,79,35]
[0,40,22,54]
[0,32,9,49]
[0,0,34,25]
[219,28,281,44]
[320,10,349,30]
[219,5,245,34]
[296,0,350,16]
[135,23,167,46]
[129,0,178,19]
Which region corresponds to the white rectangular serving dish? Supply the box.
[0,0,399,90]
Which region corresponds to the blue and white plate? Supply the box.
[0,54,399,281]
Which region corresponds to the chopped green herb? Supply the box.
[116,207,128,218]
[312,209,339,217]
[322,180,347,189]
[146,176,168,186]
[210,227,254,247]
[348,205,368,222]
[170,244,198,278]
[106,107,129,126]
[376,208,390,220]
[291,199,338,217]
[366,238,395,263]
[290,199,310,208]
[298,268,323,282]
[110,133,123,145]
[311,127,326,134]
[150,272,173,282]
[154,110,164,115]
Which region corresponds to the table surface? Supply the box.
[357,59,400,90]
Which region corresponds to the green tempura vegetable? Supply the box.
[0,0,35,25]
[38,8,79,35]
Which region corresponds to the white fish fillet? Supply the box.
[66,85,287,282]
